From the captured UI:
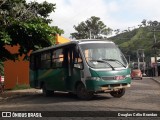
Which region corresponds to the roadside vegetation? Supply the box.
[12,84,31,90]
[110,20,160,63]
[0,0,64,62]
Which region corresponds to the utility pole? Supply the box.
[128,55,130,65]
[152,21,159,76]
[89,30,92,39]
[137,49,145,71]
[126,55,130,65]
[137,50,140,69]
[142,51,145,75]
[153,28,158,76]
[148,21,159,76]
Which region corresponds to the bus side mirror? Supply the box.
[74,63,82,69]
[74,57,83,69]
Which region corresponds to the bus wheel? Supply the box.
[76,83,94,100]
[110,88,125,98]
[42,84,54,97]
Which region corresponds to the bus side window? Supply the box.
[52,49,64,68]
[73,47,83,69]
[41,52,51,69]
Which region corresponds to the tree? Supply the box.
[141,19,147,27]
[114,29,120,35]
[141,20,160,47]
[111,19,160,63]
[70,16,112,39]
[0,0,64,61]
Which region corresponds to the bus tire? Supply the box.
[76,83,94,100]
[110,88,125,98]
[42,84,54,97]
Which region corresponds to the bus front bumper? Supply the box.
[85,78,131,92]
[100,83,131,92]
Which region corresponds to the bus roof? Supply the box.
[31,39,114,54]
[77,39,113,44]
[31,41,76,54]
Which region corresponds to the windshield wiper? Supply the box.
[102,59,126,68]
[91,59,115,70]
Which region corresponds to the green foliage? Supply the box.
[7,21,56,54]
[12,84,31,90]
[0,0,64,61]
[0,32,12,44]
[110,21,160,62]
[71,16,112,39]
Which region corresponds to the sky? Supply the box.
[26,0,160,39]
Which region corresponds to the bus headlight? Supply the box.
[126,74,131,78]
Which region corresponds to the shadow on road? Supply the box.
[0,91,112,104]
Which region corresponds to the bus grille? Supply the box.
[101,76,114,80]
[102,83,128,87]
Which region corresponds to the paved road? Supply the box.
[0,77,160,119]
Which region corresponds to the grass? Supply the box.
[12,84,31,90]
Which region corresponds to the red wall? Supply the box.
[4,45,30,89]
[4,61,29,89]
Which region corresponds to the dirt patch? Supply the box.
[0,89,41,102]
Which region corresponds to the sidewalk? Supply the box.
[0,88,41,101]
[151,77,160,84]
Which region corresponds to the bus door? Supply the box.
[66,45,83,91]
[30,54,40,88]
[48,48,68,91]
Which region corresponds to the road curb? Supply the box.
[151,77,160,84]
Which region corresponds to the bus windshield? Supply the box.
[79,42,128,69]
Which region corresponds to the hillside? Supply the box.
[109,27,160,62]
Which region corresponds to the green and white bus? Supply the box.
[30,39,131,100]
